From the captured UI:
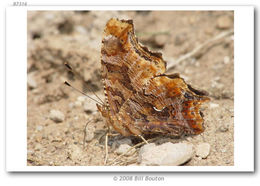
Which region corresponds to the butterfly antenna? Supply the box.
[64,81,103,105]
[64,62,105,105]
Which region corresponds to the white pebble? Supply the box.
[85,125,95,142]
[83,99,97,113]
[196,143,211,159]
[75,25,87,34]
[74,101,82,107]
[217,15,232,29]
[219,125,229,132]
[34,143,42,151]
[49,109,65,123]
[27,72,37,89]
[210,103,219,109]
[69,144,83,161]
[221,148,227,153]
[36,125,43,131]
[223,56,230,64]
[77,96,86,102]
[116,144,135,156]
[116,138,133,146]
[68,102,74,109]
[138,142,194,166]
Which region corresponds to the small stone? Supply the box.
[174,33,187,46]
[116,138,133,146]
[116,144,135,156]
[138,142,194,166]
[221,148,227,153]
[204,27,214,35]
[219,125,229,132]
[215,82,224,89]
[196,143,211,159]
[74,101,82,107]
[36,125,43,131]
[223,56,230,64]
[77,96,86,102]
[68,102,74,109]
[85,131,94,142]
[27,72,37,89]
[197,156,202,160]
[49,109,65,123]
[85,125,95,142]
[83,99,97,114]
[154,34,168,47]
[75,25,87,34]
[34,143,42,151]
[68,144,83,161]
[217,16,232,29]
[195,61,200,67]
[225,160,231,164]
[210,103,219,109]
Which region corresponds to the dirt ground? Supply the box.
[27,11,234,166]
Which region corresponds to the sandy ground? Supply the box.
[27,11,234,166]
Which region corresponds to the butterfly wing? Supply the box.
[100,18,209,137]
[117,75,209,136]
[100,18,167,135]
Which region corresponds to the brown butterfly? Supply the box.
[96,18,210,138]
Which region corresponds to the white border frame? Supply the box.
[6,6,254,172]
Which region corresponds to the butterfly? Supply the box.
[96,18,210,137]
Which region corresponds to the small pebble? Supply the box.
[154,34,168,47]
[219,125,229,132]
[138,142,193,166]
[75,25,87,34]
[34,143,42,151]
[195,61,200,67]
[215,82,224,89]
[204,27,214,35]
[74,101,82,107]
[85,125,95,142]
[27,72,37,89]
[210,103,219,109]
[225,160,231,164]
[85,131,94,142]
[197,156,202,160]
[174,33,187,46]
[196,143,211,159]
[68,144,83,161]
[223,56,230,64]
[116,138,133,146]
[116,144,134,156]
[83,99,97,114]
[68,102,74,109]
[77,96,86,102]
[217,15,232,29]
[36,125,43,131]
[49,109,65,123]
[221,148,227,153]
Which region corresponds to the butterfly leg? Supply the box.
[104,125,118,165]
[104,131,109,165]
